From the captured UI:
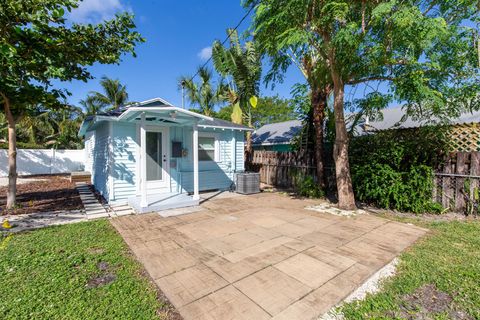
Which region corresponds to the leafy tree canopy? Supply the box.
[0,0,143,112]
[216,95,298,128]
[0,0,144,208]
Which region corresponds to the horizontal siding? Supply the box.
[84,131,94,176]
[177,127,242,192]
[236,131,245,171]
[181,170,234,192]
[111,122,137,201]
[92,122,110,200]
[90,122,246,201]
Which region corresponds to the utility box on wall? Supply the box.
[171,141,182,158]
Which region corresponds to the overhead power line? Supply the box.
[187,3,258,83]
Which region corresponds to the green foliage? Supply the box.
[341,220,480,319]
[0,0,144,112]
[464,179,480,216]
[297,175,325,198]
[217,95,298,127]
[87,76,130,111]
[353,163,443,213]
[212,29,261,126]
[350,127,449,213]
[179,67,226,117]
[0,221,165,319]
[290,169,324,198]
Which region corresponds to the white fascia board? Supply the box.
[119,106,214,122]
[252,141,291,146]
[199,125,254,131]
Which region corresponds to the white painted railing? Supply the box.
[0,149,85,176]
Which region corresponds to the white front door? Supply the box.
[144,127,169,193]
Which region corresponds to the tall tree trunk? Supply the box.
[1,94,17,209]
[331,70,356,209]
[311,86,329,190]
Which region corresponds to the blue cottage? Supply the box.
[78,98,251,213]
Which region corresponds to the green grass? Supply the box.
[341,219,480,319]
[0,220,166,320]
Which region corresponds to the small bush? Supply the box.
[290,170,324,198]
[297,175,324,198]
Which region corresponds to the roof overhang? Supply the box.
[79,107,218,137]
[118,106,214,122]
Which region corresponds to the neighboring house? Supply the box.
[251,120,303,152]
[79,98,251,213]
[252,108,480,153]
[354,107,480,152]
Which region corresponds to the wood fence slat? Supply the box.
[442,154,453,208]
[470,152,480,210]
[455,152,467,210]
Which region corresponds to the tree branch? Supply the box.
[347,76,395,85]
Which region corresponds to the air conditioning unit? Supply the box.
[236,172,260,194]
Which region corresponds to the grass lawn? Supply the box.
[341,219,480,319]
[0,220,174,320]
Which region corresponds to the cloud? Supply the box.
[197,47,212,61]
[68,0,129,23]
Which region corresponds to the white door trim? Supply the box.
[136,125,170,195]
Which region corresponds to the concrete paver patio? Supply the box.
[111,192,427,320]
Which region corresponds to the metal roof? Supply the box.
[252,120,303,146]
[79,97,252,136]
[353,107,480,134]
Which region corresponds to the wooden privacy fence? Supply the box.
[433,152,480,212]
[251,150,480,213]
[249,150,317,187]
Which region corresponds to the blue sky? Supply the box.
[61,0,305,110]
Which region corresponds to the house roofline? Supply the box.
[118,106,214,122]
[125,97,174,108]
[252,141,291,146]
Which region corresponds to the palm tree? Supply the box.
[89,76,129,110]
[17,109,54,146]
[79,95,107,115]
[212,29,262,155]
[46,106,84,149]
[179,67,226,117]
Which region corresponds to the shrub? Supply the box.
[296,175,324,198]
[350,126,448,214]
[290,169,324,198]
[352,163,442,213]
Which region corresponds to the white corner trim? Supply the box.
[108,121,114,202]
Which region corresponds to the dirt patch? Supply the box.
[88,247,105,255]
[396,284,473,320]
[86,273,117,289]
[0,175,83,215]
[97,261,110,271]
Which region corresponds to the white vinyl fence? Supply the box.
[0,149,85,177]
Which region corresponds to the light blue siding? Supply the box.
[176,127,241,192]
[92,122,111,200]
[88,121,246,202]
[111,122,137,201]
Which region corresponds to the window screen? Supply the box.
[198,136,216,161]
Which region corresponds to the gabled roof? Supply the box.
[252,120,303,146]
[79,97,252,136]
